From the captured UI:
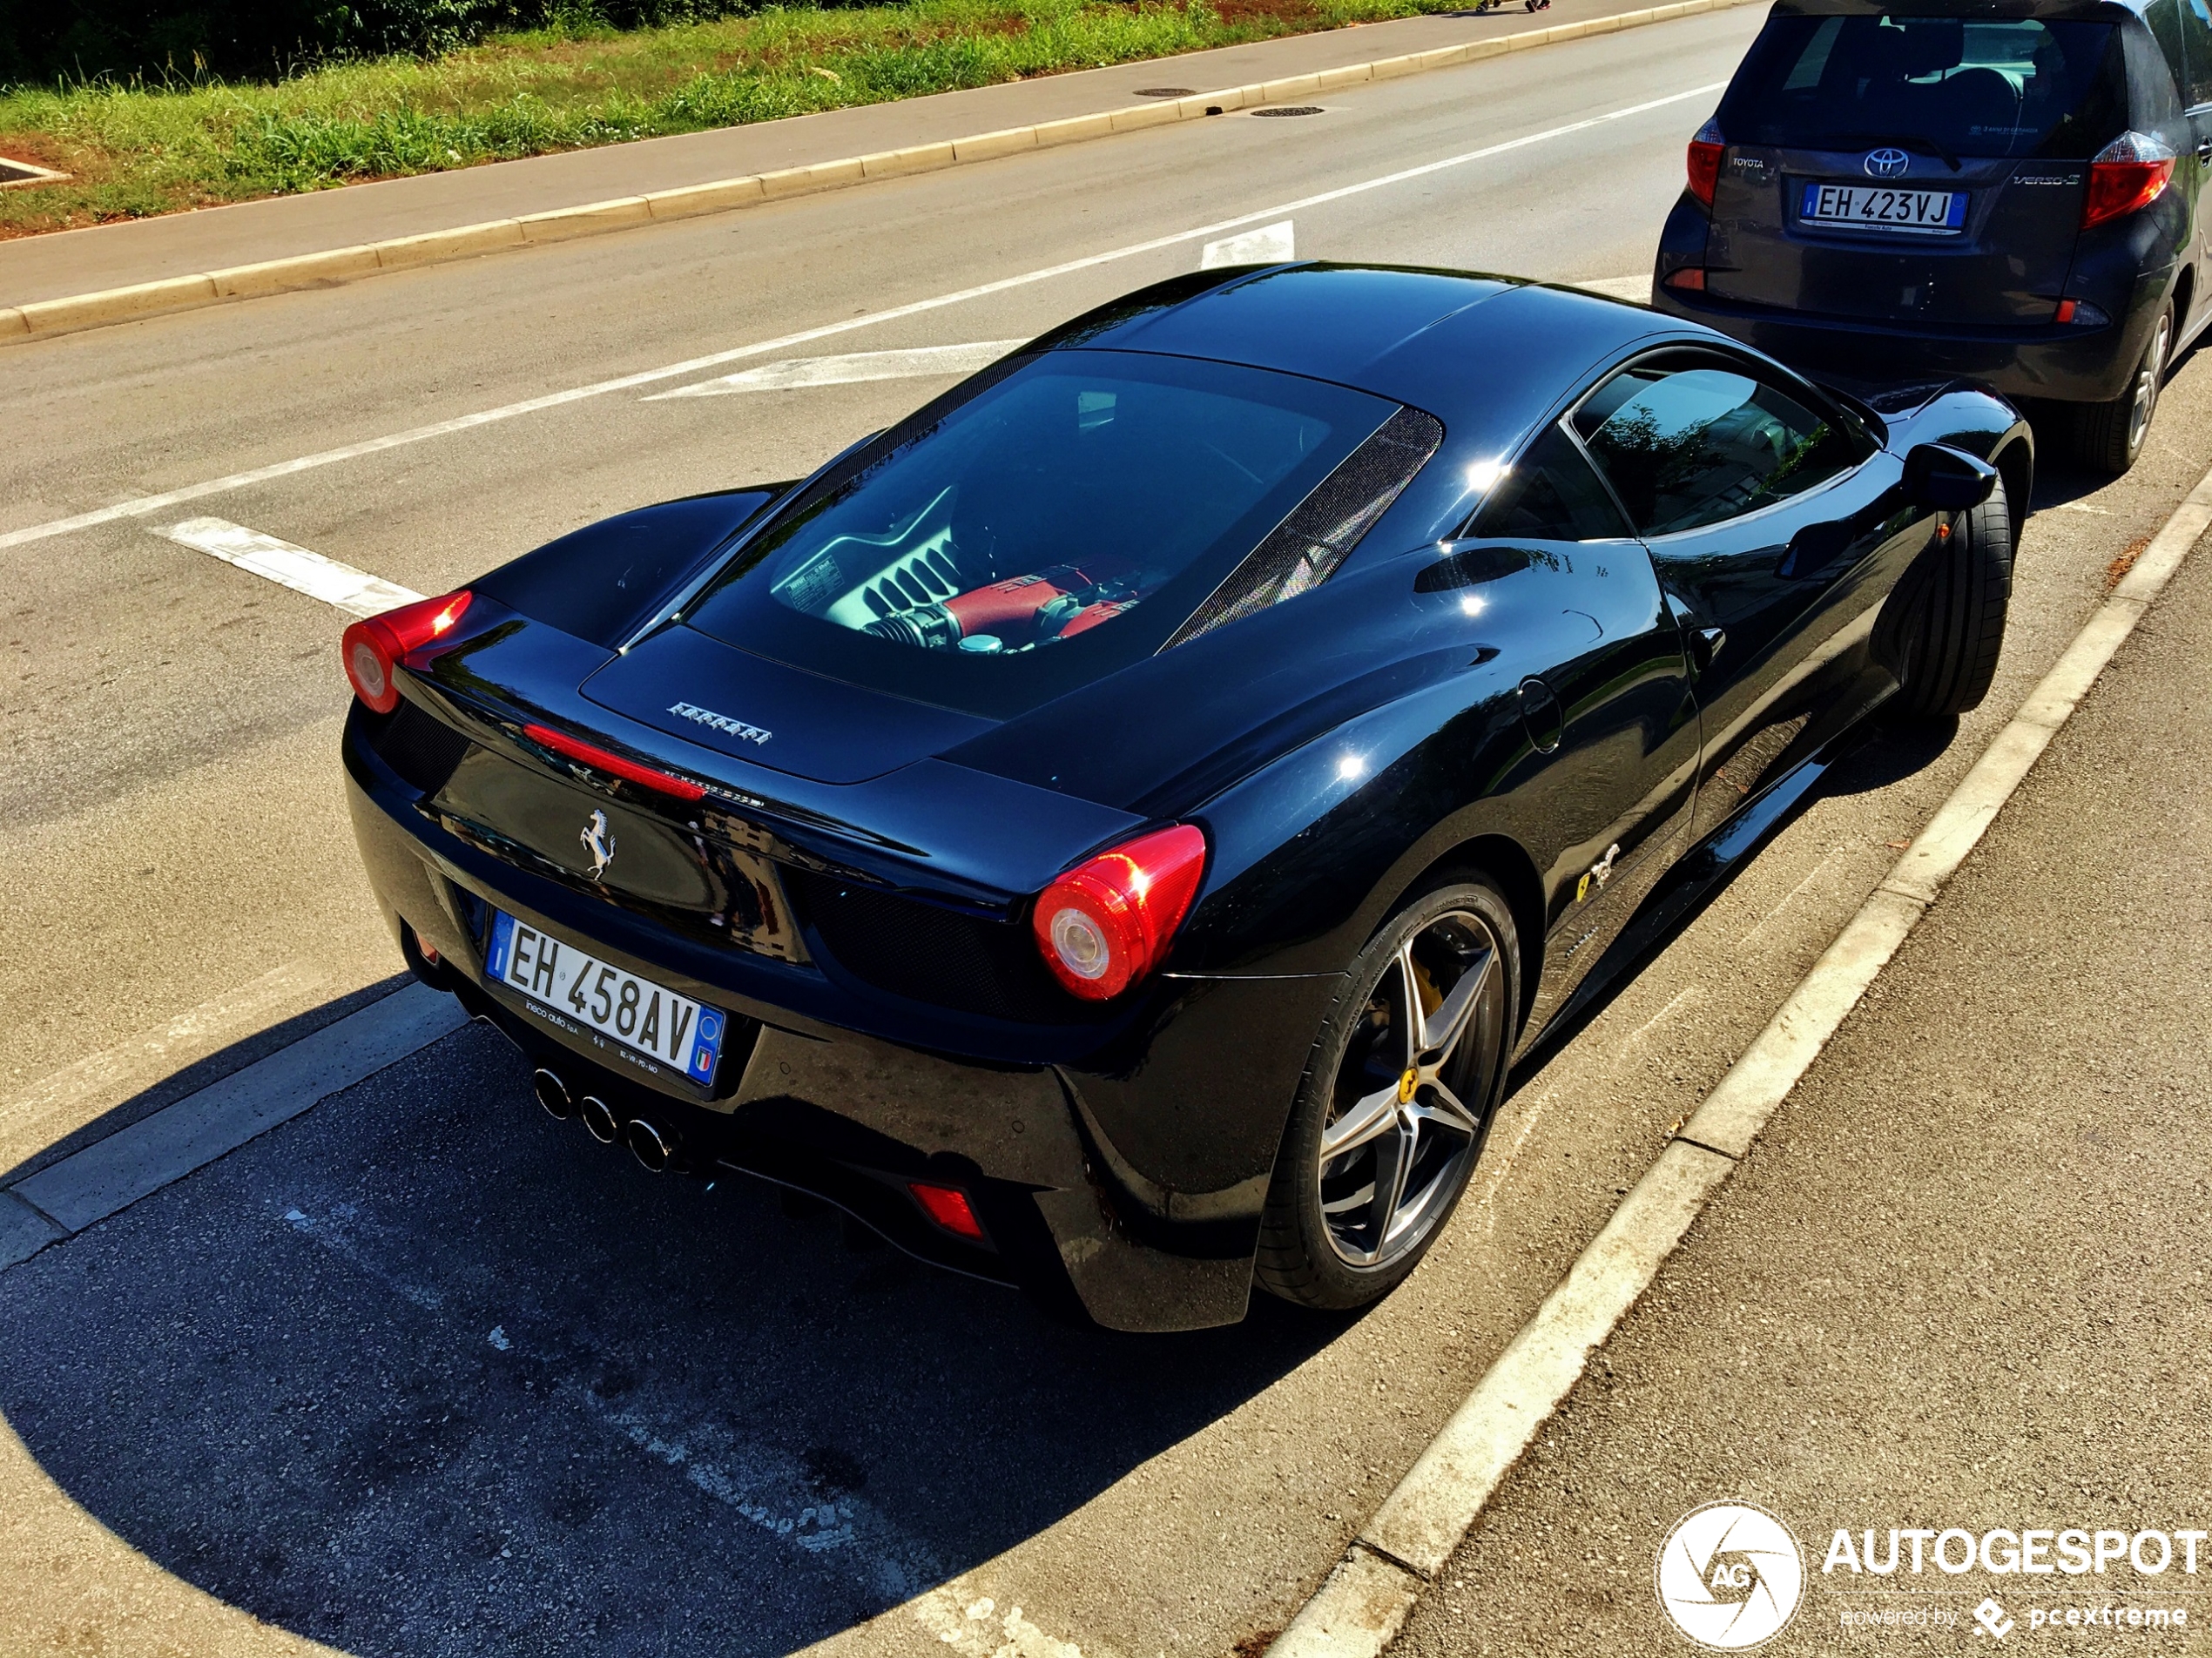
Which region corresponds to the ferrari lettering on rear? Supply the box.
[668,700,772,745]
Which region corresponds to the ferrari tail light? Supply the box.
[342,590,472,714]
[1686,119,1725,207]
[908,1181,986,1241]
[2082,132,2175,229]
[523,723,705,801]
[1033,824,1208,1001]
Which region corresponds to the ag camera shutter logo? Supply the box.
[1656,1502,1805,1649]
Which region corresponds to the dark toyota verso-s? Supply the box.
[1653,0,2212,474]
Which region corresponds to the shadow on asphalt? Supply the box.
[0,1019,1337,1658]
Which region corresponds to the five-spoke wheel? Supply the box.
[1258,878,1518,1309]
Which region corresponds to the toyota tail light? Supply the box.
[1686,119,1725,207]
[342,590,473,714]
[1032,824,1208,1001]
[2082,131,2175,230]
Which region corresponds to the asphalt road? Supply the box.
[3,9,2210,1657]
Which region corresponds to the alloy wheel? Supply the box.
[2128,310,2171,460]
[1316,909,1507,1268]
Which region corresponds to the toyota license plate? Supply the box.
[1801,182,1966,233]
[486,910,728,1084]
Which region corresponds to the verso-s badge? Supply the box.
[668,701,772,745]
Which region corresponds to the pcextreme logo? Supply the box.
[1656,1502,1807,1649]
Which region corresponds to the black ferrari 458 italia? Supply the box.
[344,264,2030,1331]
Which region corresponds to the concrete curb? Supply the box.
[0,0,1756,347]
[0,984,469,1271]
[1263,463,2212,1658]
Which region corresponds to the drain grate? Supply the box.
[1134,86,1197,98]
[0,155,70,187]
[1252,105,1326,117]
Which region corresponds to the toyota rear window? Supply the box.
[682,350,1406,719]
[1718,15,2128,160]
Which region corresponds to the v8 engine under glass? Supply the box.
[682,351,1401,719]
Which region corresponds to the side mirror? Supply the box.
[1901,443,1998,512]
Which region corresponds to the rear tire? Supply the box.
[1885,475,2013,720]
[2072,303,2171,476]
[1257,878,1519,1312]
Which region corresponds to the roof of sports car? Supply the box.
[1042,263,1683,437]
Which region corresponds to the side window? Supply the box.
[1572,360,1858,537]
[1469,423,1633,541]
[2147,0,2191,107]
[2180,0,2212,106]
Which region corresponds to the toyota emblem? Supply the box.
[1864,147,1910,178]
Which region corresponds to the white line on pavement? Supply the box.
[0,81,1724,554]
[1267,462,2212,1658]
[1201,221,1296,269]
[160,516,425,618]
[642,340,1028,400]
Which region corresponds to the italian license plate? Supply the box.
[1801,182,1966,233]
[485,910,728,1084]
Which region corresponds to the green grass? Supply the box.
[0,0,1469,238]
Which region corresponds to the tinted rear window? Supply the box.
[1719,15,2127,159]
[684,350,1401,719]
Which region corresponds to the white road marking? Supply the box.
[1267,458,2212,1658]
[913,1583,1088,1658]
[282,1203,445,1310]
[1569,273,1652,302]
[0,80,1726,554]
[644,339,1028,400]
[270,1202,944,1599]
[160,516,424,618]
[1467,1086,1554,1240]
[1737,845,1847,947]
[1201,220,1295,269]
[1622,984,1706,1048]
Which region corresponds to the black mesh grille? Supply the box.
[363,698,475,797]
[789,872,1095,1024]
[1167,405,1445,648]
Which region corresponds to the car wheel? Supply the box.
[1885,475,2014,720]
[1256,878,1519,1311]
[2073,303,2171,475]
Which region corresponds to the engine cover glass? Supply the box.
[684,350,1396,719]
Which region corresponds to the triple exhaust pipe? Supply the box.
[530,1067,687,1174]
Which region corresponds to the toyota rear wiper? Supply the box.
[1800,131,1963,172]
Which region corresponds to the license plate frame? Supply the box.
[485,910,729,1086]
[1799,181,1966,235]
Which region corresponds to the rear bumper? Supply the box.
[1650,285,2148,404]
[345,711,1334,1332]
